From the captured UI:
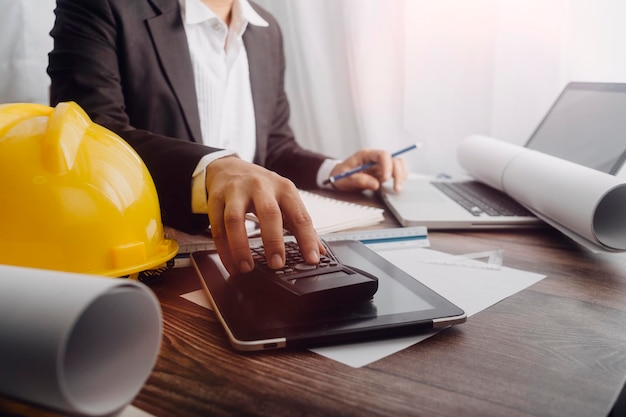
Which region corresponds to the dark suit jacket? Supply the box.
[48,0,327,233]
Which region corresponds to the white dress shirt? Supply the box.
[181,0,337,213]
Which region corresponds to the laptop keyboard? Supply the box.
[432,181,533,217]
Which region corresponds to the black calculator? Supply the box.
[240,240,379,311]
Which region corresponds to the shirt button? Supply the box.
[212,23,222,31]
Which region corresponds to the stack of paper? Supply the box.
[297,190,385,234]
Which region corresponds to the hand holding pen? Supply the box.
[324,143,421,192]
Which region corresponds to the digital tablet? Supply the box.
[191,240,466,351]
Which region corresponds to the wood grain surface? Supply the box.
[135,193,626,417]
[3,191,626,417]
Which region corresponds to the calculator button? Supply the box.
[251,240,345,283]
[295,263,318,271]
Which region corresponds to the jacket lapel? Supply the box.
[146,0,203,142]
[243,25,271,164]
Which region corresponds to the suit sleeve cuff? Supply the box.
[191,150,237,214]
[317,158,342,189]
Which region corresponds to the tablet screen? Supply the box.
[192,240,465,349]
[323,243,434,315]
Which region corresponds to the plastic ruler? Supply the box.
[419,249,504,270]
[320,226,429,250]
[175,226,428,261]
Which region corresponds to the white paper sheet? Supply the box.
[458,134,626,251]
[182,247,544,368]
[119,405,157,417]
[0,265,162,417]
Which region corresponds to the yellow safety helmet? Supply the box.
[0,102,178,277]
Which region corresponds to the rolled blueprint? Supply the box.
[0,265,162,416]
[458,134,626,251]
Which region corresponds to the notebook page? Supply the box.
[297,190,384,234]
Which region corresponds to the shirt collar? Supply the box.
[179,0,268,28]
[238,0,269,27]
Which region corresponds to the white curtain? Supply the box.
[255,0,626,175]
[0,0,56,105]
[254,0,416,161]
[3,0,625,174]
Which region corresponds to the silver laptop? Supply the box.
[381,82,626,229]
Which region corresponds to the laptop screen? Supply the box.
[525,82,626,174]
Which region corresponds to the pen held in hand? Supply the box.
[323,143,422,185]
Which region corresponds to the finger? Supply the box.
[222,194,256,273]
[317,238,327,255]
[393,158,409,192]
[340,172,380,191]
[351,150,391,181]
[208,183,256,275]
[280,189,321,265]
[207,192,241,275]
[253,193,287,270]
[329,155,380,192]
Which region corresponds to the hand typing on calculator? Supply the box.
[239,239,379,311]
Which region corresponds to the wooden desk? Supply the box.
[3,192,626,417]
[135,192,626,417]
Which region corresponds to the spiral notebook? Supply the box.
[166,191,384,257]
[245,190,384,235]
[297,190,385,234]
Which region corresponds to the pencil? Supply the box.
[323,143,421,185]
